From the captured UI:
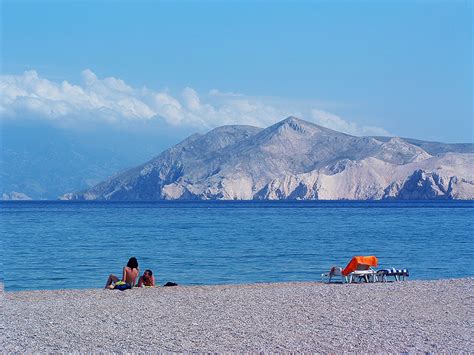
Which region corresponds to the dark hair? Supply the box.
[127,257,138,269]
[144,269,153,276]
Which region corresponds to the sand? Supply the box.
[1,278,473,352]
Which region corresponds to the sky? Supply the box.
[1,0,472,143]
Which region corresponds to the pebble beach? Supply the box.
[2,278,473,352]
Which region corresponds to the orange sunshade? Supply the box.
[342,256,378,276]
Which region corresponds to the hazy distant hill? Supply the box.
[0,120,190,199]
[62,117,474,200]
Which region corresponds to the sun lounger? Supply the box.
[376,268,409,282]
[321,267,348,283]
[322,256,379,283]
[349,268,378,283]
[343,256,379,283]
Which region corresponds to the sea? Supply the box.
[1,200,473,291]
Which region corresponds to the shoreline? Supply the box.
[2,278,473,352]
[2,276,473,294]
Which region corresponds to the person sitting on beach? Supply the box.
[137,269,155,287]
[105,257,139,289]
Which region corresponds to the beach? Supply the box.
[2,278,473,352]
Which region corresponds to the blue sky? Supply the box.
[1,0,472,142]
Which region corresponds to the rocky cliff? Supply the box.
[1,192,33,201]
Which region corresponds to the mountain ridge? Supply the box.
[61,116,474,201]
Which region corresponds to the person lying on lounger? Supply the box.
[137,269,155,287]
[105,257,139,289]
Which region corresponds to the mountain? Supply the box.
[1,120,191,199]
[62,117,474,201]
[1,191,32,201]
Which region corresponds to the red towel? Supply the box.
[342,256,378,276]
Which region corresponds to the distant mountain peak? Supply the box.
[266,116,323,137]
[280,116,308,133]
[282,115,302,123]
[270,116,350,138]
[280,116,310,127]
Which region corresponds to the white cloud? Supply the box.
[0,69,390,136]
[182,87,201,111]
[311,109,391,136]
[209,89,243,97]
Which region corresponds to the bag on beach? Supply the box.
[163,282,178,287]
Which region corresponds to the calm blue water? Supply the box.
[1,201,473,291]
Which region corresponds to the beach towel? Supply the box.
[114,281,132,291]
[342,256,378,276]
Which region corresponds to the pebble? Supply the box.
[1,278,473,352]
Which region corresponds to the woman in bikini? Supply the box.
[105,257,139,289]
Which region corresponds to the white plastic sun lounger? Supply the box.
[349,268,378,283]
[321,267,348,283]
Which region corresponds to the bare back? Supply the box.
[122,266,139,285]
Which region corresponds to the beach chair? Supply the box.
[376,268,409,282]
[322,256,379,284]
[349,264,378,283]
[321,267,348,283]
